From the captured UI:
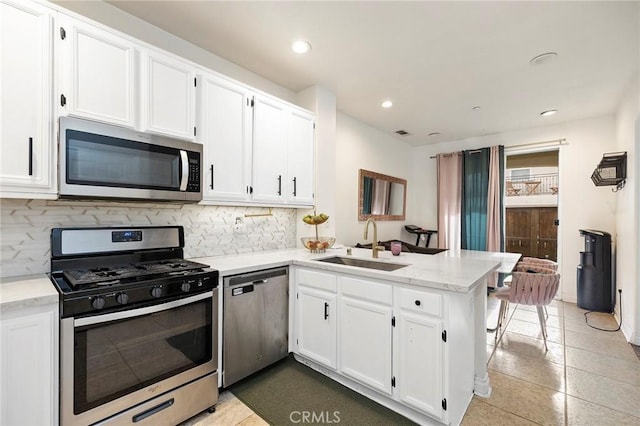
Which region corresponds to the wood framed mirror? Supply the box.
[358,169,407,221]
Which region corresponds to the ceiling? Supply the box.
[106,1,639,146]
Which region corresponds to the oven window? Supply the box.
[73,299,212,414]
[66,130,180,190]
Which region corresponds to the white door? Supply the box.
[395,310,444,419]
[338,295,392,394]
[251,95,287,203]
[142,50,196,139]
[0,0,54,194]
[0,308,58,426]
[199,74,251,201]
[297,285,337,368]
[58,14,136,127]
[286,109,314,205]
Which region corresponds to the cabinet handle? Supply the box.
[277,174,282,196]
[324,302,329,320]
[292,177,297,196]
[415,300,421,306]
[209,164,214,189]
[28,137,33,176]
[60,94,66,107]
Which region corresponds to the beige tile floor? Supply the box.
[183,298,640,425]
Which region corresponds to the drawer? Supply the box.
[340,276,392,305]
[296,268,337,292]
[397,287,442,317]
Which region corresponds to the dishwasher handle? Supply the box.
[224,267,288,287]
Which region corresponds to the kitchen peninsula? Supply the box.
[1,244,518,426]
[197,247,520,425]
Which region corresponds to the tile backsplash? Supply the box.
[0,199,297,278]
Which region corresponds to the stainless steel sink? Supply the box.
[315,256,408,271]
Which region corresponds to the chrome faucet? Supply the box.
[363,218,384,258]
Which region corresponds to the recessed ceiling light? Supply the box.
[291,40,311,54]
[428,132,441,137]
[472,106,481,111]
[381,100,393,108]
[540,109,558,117]
[530,52,558,65]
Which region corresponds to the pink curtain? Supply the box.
[437,153,462,249]
[486,145,502,287]
[486,146,501,252]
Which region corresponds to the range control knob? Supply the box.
[181,282,191,293]
[116,292,129,305]
[91,296,106,310]
[150,286,163,298]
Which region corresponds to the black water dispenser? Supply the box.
[577,229,614,312]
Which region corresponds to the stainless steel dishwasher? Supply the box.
[223,267,289,387]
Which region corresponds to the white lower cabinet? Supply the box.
[293,266,455,425]
[295,268,337,369]
[338,276,392,395]
[0,303,58,426]
[395,310,444,418]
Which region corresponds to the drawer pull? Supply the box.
[415,300,421,306]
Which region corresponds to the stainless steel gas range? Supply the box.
[48,226,219,426]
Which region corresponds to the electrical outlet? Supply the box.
[234,217,246,233]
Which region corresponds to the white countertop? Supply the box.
[0,274,59,312]
[194,247,521,293]
[0,248,520,310]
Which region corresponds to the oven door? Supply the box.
[59,116,202,202]
[61,291,217,426]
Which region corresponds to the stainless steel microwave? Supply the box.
[59,117,202,202]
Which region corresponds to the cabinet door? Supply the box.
[58,15,136,127]
[199,74,251,202]
[286,109,314,205]
[251,95,287,203]
[142,50,196,139]
[1,308,58,426]
[0,0,54,195]
[395,310,444,420]
[339,295,392,394]
[297,285,337,368]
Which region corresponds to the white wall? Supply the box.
[614,75,640,344]
[412,116,618,303]
[297,86,337,244]
[335,113,414,247]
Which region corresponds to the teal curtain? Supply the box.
[461,148,490,250]
[362,176,373,214]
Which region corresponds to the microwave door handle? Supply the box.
[179,150,189,191]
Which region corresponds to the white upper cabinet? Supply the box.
[0,0,55,197]
[141,50,196,140]
[57,14,136,128]
[251,95,288,203]
[286,109,315,205]
[251,95,315,206]
[199,73,252,202]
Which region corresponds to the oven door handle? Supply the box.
[74,291,214,327]
[179,150,189,191]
